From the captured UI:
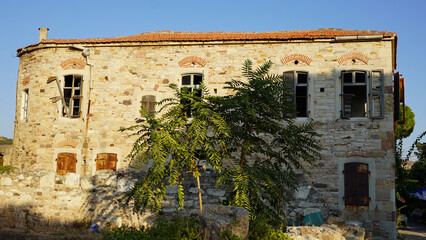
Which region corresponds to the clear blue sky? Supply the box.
[1,0,425,155]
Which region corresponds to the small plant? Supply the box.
[102,215,205,240]
[0,165,16,174]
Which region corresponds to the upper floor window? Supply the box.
[283,71,309,117]
[21,89,29,120]
[344,162,369,207]
[63,75,82,118]
[341,70,384,119]
[181,74,203,117]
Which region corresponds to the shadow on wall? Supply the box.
[0,169,155,234]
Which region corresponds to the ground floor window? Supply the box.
[96,153,117,171]
[56,152,77,175]
[344,162,369,206]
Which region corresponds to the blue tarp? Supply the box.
[410,187,426,200]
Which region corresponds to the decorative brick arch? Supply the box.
[58,139,79,148]
[281,54,312,66]
[178,56,208,68]
[346,148,369,157]
[61,58,86,70]
[338,52,369,65]
[22,76,30,86]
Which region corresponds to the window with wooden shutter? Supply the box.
[141,95,156,117]
[56,152,77,175]
[344,162,369,207]
[96,153,117,171]
[283,71,309,117]
[0,154,4,166]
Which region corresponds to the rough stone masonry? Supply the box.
[9,28,399,238]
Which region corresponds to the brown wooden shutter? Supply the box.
[56,153,77,175]
[344,162,369,206]
[0,154,4,166]
[141,95,156,117]
[96,153,117,171]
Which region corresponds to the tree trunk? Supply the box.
[196,174,203,214]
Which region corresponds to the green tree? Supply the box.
[213,60,322,226]
[395,104,415,140]
[122,84,229,214]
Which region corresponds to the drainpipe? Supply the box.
[69,44,93,176]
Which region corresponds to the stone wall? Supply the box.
[0,168,227,230]
[11,35,397,237]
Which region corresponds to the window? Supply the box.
[344,162,369,207]
[56,152,77,175]
[21,89,29,120]
[181,74,203,116]
[141,95,156,117]
[63,75,82,118]
[283,71,309,117]
[96,153,118,171]
[341,70,384,119]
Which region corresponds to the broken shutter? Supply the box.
[96,153,117,171]
[340,71,354,119]
[283,71,295,102]
[394,72,400,121]
[141,95,156,117]
[56,153,77,175]
[368,70,384,119]
[344,162,369,207]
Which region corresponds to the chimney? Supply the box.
[38,28,49,42]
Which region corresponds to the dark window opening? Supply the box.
[284,71,309,117]
[63,75,82,118]
[181,74,203,117]
[341,71,367,118]
[344,162,369,207]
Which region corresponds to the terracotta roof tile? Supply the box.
[18,28,396,52]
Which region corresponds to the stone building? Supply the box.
[12,28,399,238]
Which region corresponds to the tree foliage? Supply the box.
[395,104,415,140]
[122,84,229,214]
[212,60,322,226]
[396,131,426,214]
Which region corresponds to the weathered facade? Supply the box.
[12,28,399,238]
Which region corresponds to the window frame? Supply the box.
[21,89,29,121]
[337,158,376,210]
[339,69,384,119]
[62,74,83,118]
[283,71,310,118]
[344,162,370,207]
[180,73,203,117]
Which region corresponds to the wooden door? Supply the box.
[57,153,76,175]
[96,153,117,171]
